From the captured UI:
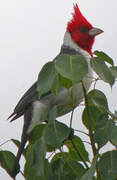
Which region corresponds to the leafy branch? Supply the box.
[1,51,117,179]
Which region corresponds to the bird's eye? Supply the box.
[79,27,88,33]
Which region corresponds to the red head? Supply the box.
[67,4,103,56]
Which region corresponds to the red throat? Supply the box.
[67,4,94,56]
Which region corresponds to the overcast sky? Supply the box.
[0,0,117,179]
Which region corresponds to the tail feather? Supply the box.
[11,105,32,178]
[11,132,28,178]
[7,112,16,120]
[7,111,24,122]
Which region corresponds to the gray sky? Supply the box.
[0,0,117,179]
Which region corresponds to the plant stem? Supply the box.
[48,152,55,160]
[70,109,74,128]
[81,81,97,155]
[81,81,100,178]
[74,129,89,136]
[0,140,11,147]
[20,170,25,177]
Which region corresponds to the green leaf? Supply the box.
[48,106,56,124]
[59,75,72,88]
[94,118,114,149]
[55,54,88,83]
[29,110,56,151]
[24,137,46,179]
[51,157,85,180]
[110,66,117,78]
[94,51,114,66]
[11,139,20,148]
[51,158,65,178]
[51,152,70,162]
[90,57,115,86]
[63,160,86,179]
[46,144,55,152]
[44,107,63,153]
[65,136,89,162]
[37,61,56,98]
[0,151,20,177]
[43,120,70,148]
[98,150,117,180]
[87,89,109,113]
[51,73,72,95]
[110,125,117,147]
[32,137,46,177]
[29,124,46,144]
[47,175,69,180]
[24,145,34,180]
[82,105,103,131]
[80,156,97,180]
[51,73,61,95]
[43,159,52,179]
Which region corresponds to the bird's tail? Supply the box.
[12,132,28,179]
[11,107,32,179]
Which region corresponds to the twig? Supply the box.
[48,151,55,160]
[70,109,74,128]
[93,78,100,89]
[20,170,25,178]
[81,81,100,178]
[0,140,11,147]
[74,129,89,136]
[81,81,97,155]
[69,101,89,169]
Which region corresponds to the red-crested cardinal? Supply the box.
[8,3,103,177]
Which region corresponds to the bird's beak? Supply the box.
[89,27,104,36]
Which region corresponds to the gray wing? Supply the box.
[8,82,51,122]
[8,82,38,121]
[8,46,80,122]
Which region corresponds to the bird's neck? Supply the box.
[63,32,91,60]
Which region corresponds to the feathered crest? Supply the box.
[67,3,92,32]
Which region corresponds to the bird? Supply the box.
[8,3,103,178]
